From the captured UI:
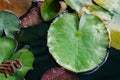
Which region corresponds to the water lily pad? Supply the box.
[0,37,34,80]
[10,48,34,80]
[0,0,32,17]
[64,0,92,12]
[0,11,19,38]
[47,12,109,72]
[93,0,120,14]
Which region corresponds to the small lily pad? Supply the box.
[47,12,109,72]
[0,11,20,38]
[0,37,34,80]
[10,48,34,80]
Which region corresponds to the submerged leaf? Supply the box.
[93,0,120,14]
[48,12,109,72]
[0,0,32,17]
[0,11,19,38]
[16,22,49,42]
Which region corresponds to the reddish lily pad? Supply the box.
[41,68,79,80]
[20,7,42,28]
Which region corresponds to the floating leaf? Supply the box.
[41,0,60,21]
[107,13,120,50]
[10,48,34,80]
[93,0,120,14]
[47,12,109,72]
[64,0,92,12]
[20,7,42,28]
[41,67,79,80]
[0,11,19,38]
[0,0,32,17]
[0,37,34,80]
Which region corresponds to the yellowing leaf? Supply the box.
[108,13,120,50]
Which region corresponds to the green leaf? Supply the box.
[0,37,17,63]
[41,0,60,21]
[0,11,20,38]
[10,48,34,80]
[64,0,92,12]
[0,37,34,80]
[47,12,109,72]
[93,0,120,14]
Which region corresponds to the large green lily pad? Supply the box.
[0,37,34,80]
[0,11,19,38]
[93,0,120,14]
[47,12,109,72]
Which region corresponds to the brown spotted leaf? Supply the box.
[41,68,79,80]
[20,7,42,28]
[0,0,32,17]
